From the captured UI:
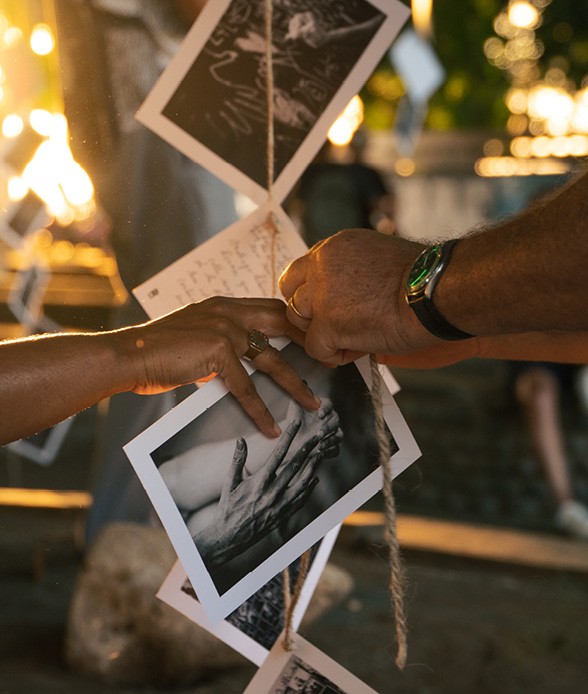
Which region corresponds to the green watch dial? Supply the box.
[407,244,443,294]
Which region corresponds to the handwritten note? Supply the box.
[133,200,307,319]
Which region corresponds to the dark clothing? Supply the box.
[298,161,388,246]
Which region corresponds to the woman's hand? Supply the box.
[114,297,319,438]
[193,419,326,568]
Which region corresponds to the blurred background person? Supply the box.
[57,0,238,542]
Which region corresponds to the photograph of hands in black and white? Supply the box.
[152,342,396,596]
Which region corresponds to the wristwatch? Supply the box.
[405,240,473,341]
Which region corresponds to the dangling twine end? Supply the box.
[395,641,407,670]
[369,354,409,671]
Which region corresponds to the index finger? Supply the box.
[278,254,309,300]
[219,355,283,438]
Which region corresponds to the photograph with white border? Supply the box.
[124,341,419,623]
[157,526,339,666]
[244,631,377,694]
[6,417,76,466]
[133,200,307,320]
[7,262,51,329]
[0,188,48,248]
[137,0,410,205]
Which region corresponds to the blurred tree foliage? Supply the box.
[362,0,588,132]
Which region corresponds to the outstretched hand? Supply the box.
[193,418,325,567]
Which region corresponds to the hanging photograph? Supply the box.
[6,417,76,466]
[7,262,51,330]
[0,189,48,248]
[157,526,339,666]
[133,200,307,319]
[243,632,377,693]
[124,341,419,623]
[137,0,410,204]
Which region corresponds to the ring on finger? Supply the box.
[244,329,270,360]
[287,296,310,321]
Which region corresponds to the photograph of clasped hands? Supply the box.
[124,340,416,622]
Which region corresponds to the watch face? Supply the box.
[407,244,443,294]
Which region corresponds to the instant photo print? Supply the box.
[157,526,340,666]
[0,189,48,248]
[7,262,51,330]
[6,417,75,466]
[124,342,420,623]
[244,632,377,694]
[137,0,410,204]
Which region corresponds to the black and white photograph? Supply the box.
[243,633,377,693]
[137,0,410,204]
[0,188,49,248]
[7,262,51,330]
[124,341,419,623]
[6,417,75,466]
[157,527,339,666]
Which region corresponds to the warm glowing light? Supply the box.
[505,88,528,114]
[30,23,55,56]
[412,0,433,37]
[510,136,533,158]
[2,113,23,137]
[395,158,416,176]
[475,156,569,177]
[3,26,22,48]
[530,136,551,157]
[20,115,96,224]
[527,86,574,123]
[29,109,55,136]
[7,175,28,202]
[327,95,364,146]
[508,1,539,30]
[60,162,94,207]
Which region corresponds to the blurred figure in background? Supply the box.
[511,361,588,539]
[289,128,397,247]
[57,0,237,542]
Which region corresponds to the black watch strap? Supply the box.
[405,240,473,341]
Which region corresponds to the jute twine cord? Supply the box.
[369,355,408,669]
[282,549,311,651]
[263,0,311,648]
[264,0,279,297]
[263,1,407,663]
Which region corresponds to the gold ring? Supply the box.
[288,296,309,321]
[244,329,270,360]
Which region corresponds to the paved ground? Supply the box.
[1,359,588,692]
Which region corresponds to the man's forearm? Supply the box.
[436,169,588,337]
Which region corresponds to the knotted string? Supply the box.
[263,0,311,648]
[369,355,408,669]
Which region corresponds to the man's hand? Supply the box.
[279,229,439,364]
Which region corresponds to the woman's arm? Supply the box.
[0,297,318,445]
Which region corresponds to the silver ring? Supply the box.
[244,329,270,360]
[288,296,310,321]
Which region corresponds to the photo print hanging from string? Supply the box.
[244,631,377,694]
[133,200,307,319]
[137,0,410,205]
[157,526,340,666]
[124,341,419,623]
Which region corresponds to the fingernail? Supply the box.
[272,423,282,437]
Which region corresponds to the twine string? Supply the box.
[263,0,310,648]
[369,354,408,669]
[264,0,278,297]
